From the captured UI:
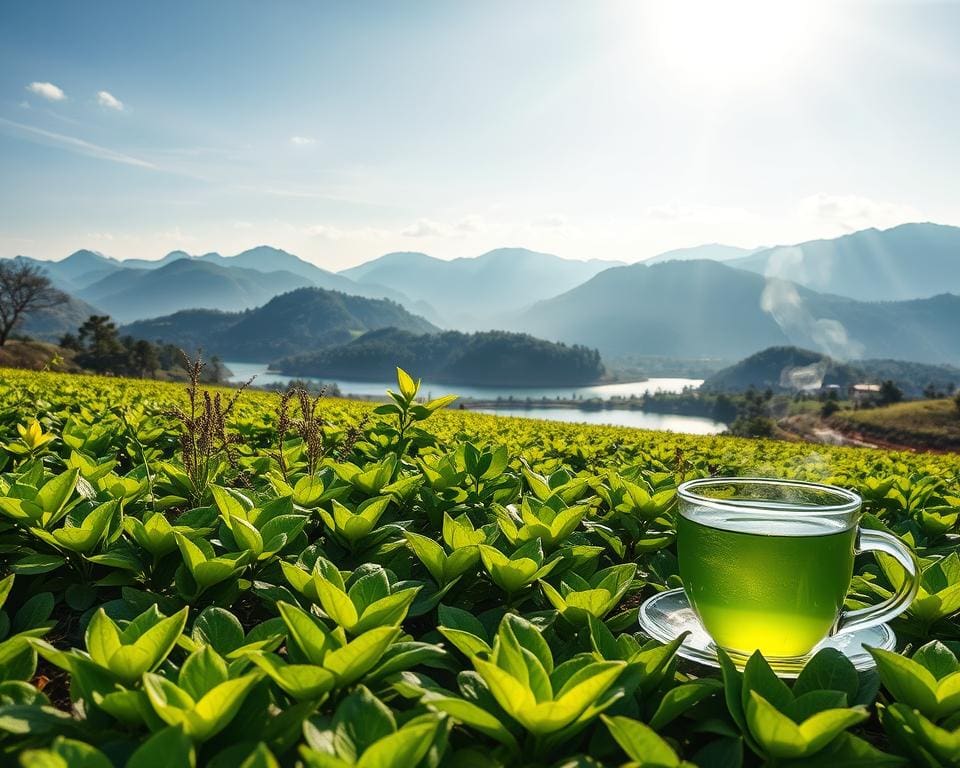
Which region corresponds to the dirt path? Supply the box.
[779,414,952,454]
[779,415,883,448]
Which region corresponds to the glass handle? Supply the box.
[835,529,920,636]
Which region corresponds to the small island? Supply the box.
[272,327,606,387]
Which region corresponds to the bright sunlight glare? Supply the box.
[641,0,832,90]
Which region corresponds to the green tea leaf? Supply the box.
[192,607,245,655]
[869,647,939,716]
[396,368,418,401]
[649,679,723,730]
[127,725,195,768]
[356,720,439,768]
[602,715,681,767]
[794,648,859,701]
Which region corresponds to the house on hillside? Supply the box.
[849,383,881,403]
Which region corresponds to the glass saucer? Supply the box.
[638,588,895,677]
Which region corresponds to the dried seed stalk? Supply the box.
[168,352,250,501]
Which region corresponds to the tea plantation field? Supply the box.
[0,367,958,767]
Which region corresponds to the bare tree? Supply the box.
[0,261,67,346]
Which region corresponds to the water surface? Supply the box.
[224,361,702,400]
[470,406,726,434]
[223,362,725,434]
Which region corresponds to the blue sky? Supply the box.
[1,0,959,268]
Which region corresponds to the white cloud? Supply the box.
[642,203,750,223]
[233,221,253,230]
[157,226,196,244]
[290,136,315,146]
[402,218,447,238]
[0,117,156,169]
[306,224,344,240]
[96,90,124,110]
[85,231,139,244]
[305,223,391,242]
[455,214,485,233]
[26,82,65,101]
[531,213,567,229]
[396,215,487,238]
[796,193,922,233]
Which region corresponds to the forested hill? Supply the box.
[121,287,437,362]
[702,345,960,397]
[274,328,605,386]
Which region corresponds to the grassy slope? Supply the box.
[832,398,960,451]
[0,341,82,373]
[0,342,218,383]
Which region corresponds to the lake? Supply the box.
[223,361,726,434]
[469,407,727,434]
[224,362,703,399]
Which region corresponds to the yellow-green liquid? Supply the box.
[677,515,856,657]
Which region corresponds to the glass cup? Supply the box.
[676,477,919,658]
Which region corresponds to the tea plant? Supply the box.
[0,366,957,766]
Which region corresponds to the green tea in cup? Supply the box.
[676,478,920,658]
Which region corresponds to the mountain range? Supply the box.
[339,248,621,327]
[6,221,960,367]
[515,259,960,364]
[726,223,960,300]
[77,259,316,323]
[643,243,760,265]
[121,287,437,362]
[14,246,411,323]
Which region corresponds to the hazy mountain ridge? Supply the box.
[643,243,759,265]
[193,246,408,303]
[76,259,315,324]
[18,294,103,344]
[6,246,413,321]
[13,251,122,292]
[516,259,960,364]
[121,286,438,362]
[7,222,960,364]
[518,260,790,358]
[340,247,623,328]
[728,222,960,300]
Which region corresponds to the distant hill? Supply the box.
[728,222,960,301]
[856,359,960,397]
[517,260,789,358]
[4,246,412,319]
[120,309,239,357]
[274,327,605,386]
[701,347,860,393]
[120,250,194,270]
[13,251,122,292]
[191,246,407,303]
[644,243,758,265]
[702,346,960,397]
[340,247,622,328]
[18,292,102,343]
[122,286,438,362]
[516,259,960,364]
[77,259,314,323]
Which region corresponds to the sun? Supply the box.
[640,0,830,90]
